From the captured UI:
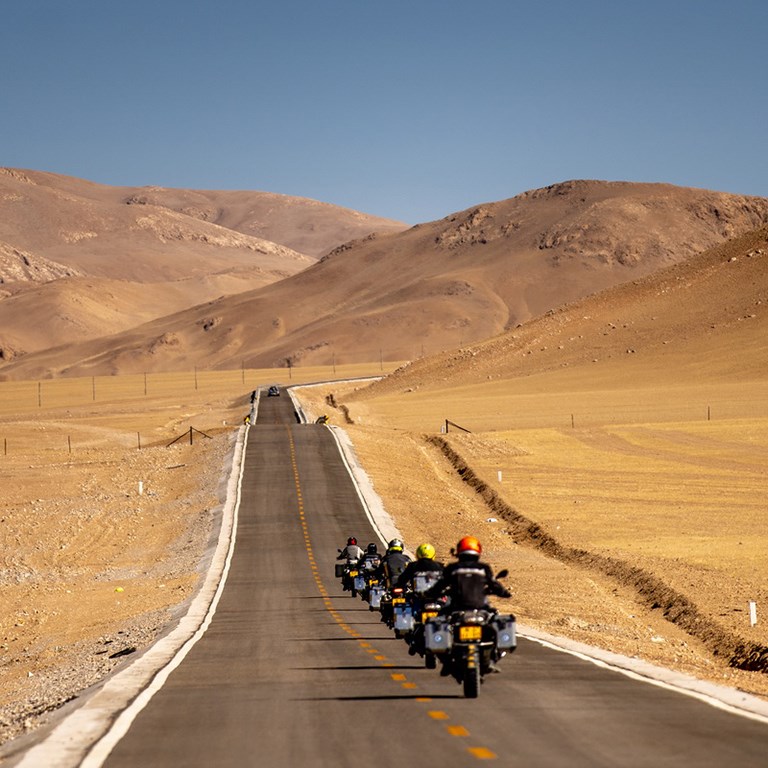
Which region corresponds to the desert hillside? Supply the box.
[3,180,766,380]
[0,168,406,361]
[351,225,768,402]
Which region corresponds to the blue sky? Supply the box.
[2,0,766,223]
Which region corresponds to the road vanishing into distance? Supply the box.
[27,391,768,766]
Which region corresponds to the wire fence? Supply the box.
[0,360,403,415]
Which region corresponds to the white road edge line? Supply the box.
[16,424,249,768]
[293,385,768,725]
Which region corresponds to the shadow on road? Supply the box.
[298,694,461,701]
[294,665,426,671]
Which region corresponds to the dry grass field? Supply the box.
[298,370,768,701]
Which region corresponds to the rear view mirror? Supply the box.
[496,569,509,579]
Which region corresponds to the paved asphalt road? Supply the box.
[95,391,768,767]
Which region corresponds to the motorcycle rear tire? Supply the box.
[351,588,357,598]
[463,662,480,699]
[425,652,437,670]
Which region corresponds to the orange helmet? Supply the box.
[456,536,482,556]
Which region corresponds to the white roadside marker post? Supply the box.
[749,601,757,627]
[138,481,144,496]
[497,470,503,482]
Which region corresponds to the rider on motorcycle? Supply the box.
[376,539,412,588]
[395,542,444,593]
[425,536,510,610]
[337,536,364,562]
[357,542,382,573]
[425,536,511,676]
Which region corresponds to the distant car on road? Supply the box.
[267,385,280,397]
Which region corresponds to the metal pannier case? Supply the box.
[493,614,517,651]
[334,563,346,578]
[394,606,415,632]
[369,585,385,609]
[424,618,452,653]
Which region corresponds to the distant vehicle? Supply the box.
[267,385,280,397]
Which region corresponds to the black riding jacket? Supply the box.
[425,556,510,610]
[376,551,412,588]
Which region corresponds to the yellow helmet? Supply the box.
[416,542,436,560]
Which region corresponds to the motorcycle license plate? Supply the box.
[421,611,438,622]
[348,570,358,577]
[392,597,406,605]
[458,625,482,641]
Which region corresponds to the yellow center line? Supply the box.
[287,428,498,762]
[468,747,497,760]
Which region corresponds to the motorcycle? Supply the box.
[335,555,360,597]
[391,587,415,638]
[424,569,516,698]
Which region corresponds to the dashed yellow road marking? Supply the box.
[447,725,470,737]
[401,682,417,689]
[390,673,406,681]
[429,710,449,720]
[468,747,497,760]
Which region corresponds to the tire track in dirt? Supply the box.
[426,434,768,673]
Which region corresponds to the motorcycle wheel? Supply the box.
[463,662,480,699]
[351,588,357,598]
[425,652,437,670]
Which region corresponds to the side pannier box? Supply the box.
[369,585,385,609]
[394,606,415,632]
[334,563,346,578]
[424,619,452,653]
[493,614,517,651]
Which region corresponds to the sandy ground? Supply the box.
[1,364,766,752]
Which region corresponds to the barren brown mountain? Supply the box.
[0,169,407,361]
[353,225,768,398]
[3,180,767,380]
